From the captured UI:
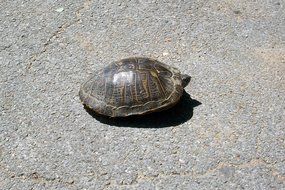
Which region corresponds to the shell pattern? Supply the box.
[79,57,183,117]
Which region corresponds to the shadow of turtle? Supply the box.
[85,91,201,128]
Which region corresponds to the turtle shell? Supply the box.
[79,57,184,117]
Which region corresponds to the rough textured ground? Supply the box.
[1,0,284,189]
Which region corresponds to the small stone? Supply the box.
[67,179,74,184]
[56,7,64,13]
[163,52,169,56]
[233,10,241,14]
[164,38,172,42]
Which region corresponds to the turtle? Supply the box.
[79,57,191,117]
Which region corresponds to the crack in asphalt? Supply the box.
[101,158,285,188]
[0,165,75,187]
[25,0,92,72]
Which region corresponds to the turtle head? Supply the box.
[181,74,191,88]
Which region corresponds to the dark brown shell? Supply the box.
[79,57,184,117]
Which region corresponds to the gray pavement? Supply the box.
[1,0,285,189]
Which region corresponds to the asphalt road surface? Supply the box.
[1,0,284,189]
